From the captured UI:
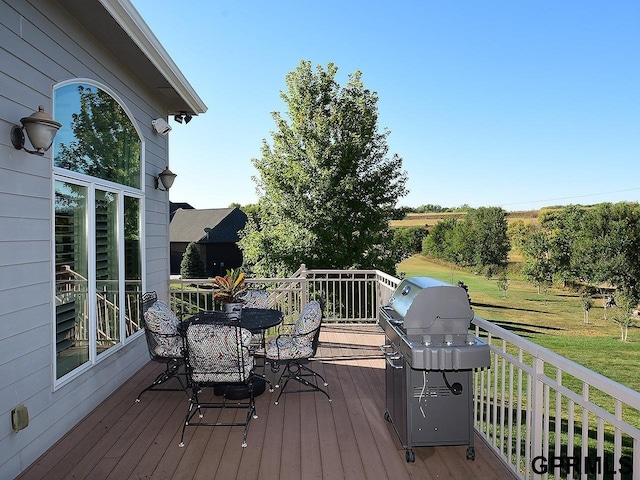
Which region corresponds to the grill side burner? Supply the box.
[379,277,491,463]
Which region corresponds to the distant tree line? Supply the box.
[513,203,640,305]
[401,204,472,213]
[232,198,640,323]
[421,206,510,275]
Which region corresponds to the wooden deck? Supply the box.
[18,324,517,480]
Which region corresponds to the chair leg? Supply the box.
[250,364,274,392]
[272,361,331,405]
[179,387,200,447]
[251,356,274,392]
[271,362,289,390]
[273,370,291,405]
[179,382,257,448]
[243,384,257,447]
[135,359,188,402]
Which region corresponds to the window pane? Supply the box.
[124,196,142,336]
[55,181,89,379]
[53,83,141,188]
[96,190,120,354]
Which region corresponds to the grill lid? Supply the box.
[386,277,473,335]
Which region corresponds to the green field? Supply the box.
[390,210,542,228]
[397,255,640,393]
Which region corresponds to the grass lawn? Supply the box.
[397,255,640,393]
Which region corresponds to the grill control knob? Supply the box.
[422,335,431,346]
[444,334,453,346]
[466,333,476,345]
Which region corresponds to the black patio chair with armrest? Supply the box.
[239,289,271,353]
[135,291,187,402]
[265,300,331,405]
[179,318,259,448]
[239,289,269,309]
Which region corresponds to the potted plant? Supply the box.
[212,269,248,318]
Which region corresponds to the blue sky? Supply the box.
[131,0,639,211]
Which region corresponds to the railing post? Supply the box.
[374,272,380,314]
[300,264,308,309]
[530,357,544,479]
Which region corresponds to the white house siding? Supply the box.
[0,1,175,477]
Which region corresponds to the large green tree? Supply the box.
[390,226,428,261]
[521,230,554,294]
[422,217,458,261]
[240,61,408,277]
[539,205,584,287]
[466,207,510,270]
[518,203,640,304]
[573,202,640,302]
[421,207,508,272]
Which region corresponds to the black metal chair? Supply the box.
[239,289,271,355]
[135,291,187,402]
[239,289,269,309]
[179,318,259,448]
[265,301,331,405]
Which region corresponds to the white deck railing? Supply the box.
[169,268,640,479]
[472,316,640,480]
[169,264,398,322]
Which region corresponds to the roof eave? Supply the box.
[98,0,207,115]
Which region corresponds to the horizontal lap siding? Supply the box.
[0,0,173,477]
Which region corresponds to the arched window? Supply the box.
[52,81,144,384]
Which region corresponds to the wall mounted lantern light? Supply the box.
[155,166,177,191]
[11,106,62,155]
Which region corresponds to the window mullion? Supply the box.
[87,185,97,363]
[118,194,126,344]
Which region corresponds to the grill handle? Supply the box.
[380,344,395,355]
[379,307,404,325]
[380,344,403,369]
[385,354,403,369]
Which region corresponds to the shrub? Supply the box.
[180,242,207,279]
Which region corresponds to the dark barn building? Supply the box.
[169,207,247,276]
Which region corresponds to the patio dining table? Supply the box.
[179,308,284,335]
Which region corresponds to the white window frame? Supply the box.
[51,79,146,390]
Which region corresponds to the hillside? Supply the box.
[391,209,541,228]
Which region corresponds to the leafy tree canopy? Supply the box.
[518,203,640,300]
[422,207,509,272]
[240,61,408,277]
[572,202,640,302]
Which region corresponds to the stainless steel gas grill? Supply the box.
[379,277,491,462]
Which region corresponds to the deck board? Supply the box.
[17,324,518,480]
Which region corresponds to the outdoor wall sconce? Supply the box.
[155,166,177,191]
[174,112,192,124]
[10,105,62,155]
